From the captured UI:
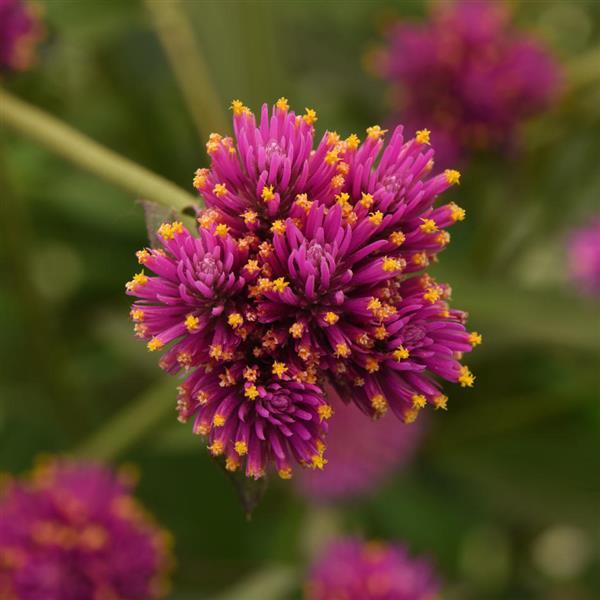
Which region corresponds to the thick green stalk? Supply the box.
[144,0,229,140]
[0,88,198,215]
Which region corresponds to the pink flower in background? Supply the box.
[305,537,440,600]
[127,99,480,480]
[295,384,424,501]
[0,458,172,600]
[375,0,561,166]
[0,0,43,72]
[567,217,600,295]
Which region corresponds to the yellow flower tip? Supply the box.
[318,404,334,422]
[412,252,429,267]
[261,185,275,202]
[325,150,339,165]
[209,344,223,360]
[227,312,244,329]
[126,270,148,292]
[366,125,387,140]
[449,202,466,222]
[278,467,293,480]
[242,209,258,225]
[225,457,240,472]
[234,441,248,456]
[230,99,246,116]
[245,384,259,400]
[136,249,150,265]
[215,223,229,237]
[213,414,226,427]
[289,322,304,338]
[389,231,406,246]
[213,183,228,198]
[423,287,441,304]
[434,395,448,410]
[469,331,483,347]
[371,394,388,415]
[323,311,339,326]
[146,337,164,352]
[369,211,384,226]
[244,260,260,274]
[403,408,420,424]
[326,131,340,146]
[334,342,351,358]
[393,346,410,361]
[311,453,327,470]
[193,168,209,190]
[458,365,475,388]
[272,361,288,378]
[157,221,184,241]
[419,218,439,234]
[360,192,374,208]
[185,314,200,332]
[275,97,289,111]
[345,133,361,150]
[365,357,380,373]
[131,309,145,322]
[367,297,382,314]
[382,256,402,272]
[444,169,461,185]
[272,277,289,293]
[303,108,318,126]
[270,220,286,235]
[412,394,427,409]
[415,128,431,145]
[208,441,224,456]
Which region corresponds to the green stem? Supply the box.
[144,0,229,141]
[0,87,198,215]
[76,378,175,462]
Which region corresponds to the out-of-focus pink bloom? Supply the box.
[375,1,561,165]
[295,384,424,501]
[306,537,440,600]
[0,0,43,72]
[0,458,172,600]
[567,217,600,295]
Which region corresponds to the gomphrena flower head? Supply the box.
[305,537,440,600]
[567,217,600,296]
[0,0,43,72]
[295,383,423,501]
[127,98,481,480]
[374,0,561,165]
[0,458,172,600]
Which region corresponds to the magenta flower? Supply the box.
[567,217,600,295]
[305,537,440,600]
[0,458,172,600]
[127,99,480,480]
[375,0,561,165]
[295,383,423,501]
[0,0,43,72]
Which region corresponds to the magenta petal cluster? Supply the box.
[0,458,172,600]
[567,217,600,295]
[305,537,440,600]
[295,383,423,501]
[127,99,480,480]
[0,0,42,72]
[375,0,561,165]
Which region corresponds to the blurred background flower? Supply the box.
[567,217,600,295]
[0,457,172,600]
[372,0,561,166]
[0,0,43,73]
[305,537,439,600]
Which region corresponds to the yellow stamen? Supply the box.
[415,129,431,144]
[272,277,289,292]
[131,309,145,322]
[146,337,163,352]
[245,385,259,400]
[271,220,286,235]
[289,322,304,338]
[311,453,327,470]
[371,394,388,415]
[325,150,339,165]
[345,133,361,150]
[420,218,438,234]
[458,365,475,387]
[208,441,224,456]
[185,314,200,332]
[393,346,409,361]
[215,223,229,237]
[423,287,441,304]
[403,408,419,424]
[360,192,374,208]
[412,394,427,409]
[365,357,379,373]
[434,395,448,410]
[389,231,406,246]
[227,313,244,329]
[323,312,339,325]
[469,331,483,346]
[261,185,275,202]
[334,342,350,358]
[303,108,317,125]
[318,404,333,421]
[382,256,402,272]
[366,125,387,140]
[213,414,225,427]
[449,202,466,221]
[278,467,293,479]
[230,99,246,115]
[235,441,248,456]
[369,211,383,226]
[213,183,227,197]
[244,260,260,274]
[242,210,258,225]
[272,361,288,378]
[136,249,150,264]
[276,97,289,111]
[193,168,209,190]
[225,457,239,472]
[444,169,461,185]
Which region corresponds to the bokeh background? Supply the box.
[1,1,599,598]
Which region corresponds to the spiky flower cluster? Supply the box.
[127,99,480,480]
[0,0,42,72]
[305,537,439,599]
[295,383,423,501]
[0,458,172,600]
[374,0,560,165]
[567,217,600,296]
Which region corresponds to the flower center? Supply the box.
[381,174,401,194]
[402,323,426,345]
[198,254,219,276]
[306,241,326,266]
[265,139,283,161]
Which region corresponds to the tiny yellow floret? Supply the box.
[230,99,246,115]
[272,277,289,292]
[345,133,361,150]
[271,220,286,235]
[303,108,318,125]
[276,97,289,111]
[318,404,333,421]
[289,322,304,338]
[434,395,448,410]
[245,384,259,400]
[458,365,475,388]
[213,414,225,427]
[444,169,461,185]
[469,331,483,346]
[278,467,293,479]
[208,441,224,456]
[185,314,200,332]
[371,394,388,415]
[261,185,275,202]
[213,183,227,197]
[228,313,244,328]
[323,312,339,325]
[334,342,350,358]
[389,231,406,246]
[215,223,229,237]
[234,441,248,456]
[369,211,384,226]
[449,202,466,221]
[420,218,438,234]
[412,394,427,409]
[147,337,164,352]
[393,346,409,361]
[272,361,288,378]
[415,129,431,145]
[382,256,401,272]
[366,125,387,140]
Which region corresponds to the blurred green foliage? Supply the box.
[1,1,599,598]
